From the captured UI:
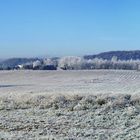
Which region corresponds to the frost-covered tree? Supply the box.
[43,58,58,67]
[22,62,33,70]
[33,60,42,69]
[43,58,53,65]
[111,56,118,62]
[58,56,84,70]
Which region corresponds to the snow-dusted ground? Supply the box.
[0,70,140,139]
[0,70,140,95]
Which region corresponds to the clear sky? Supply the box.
[0,0,140,58]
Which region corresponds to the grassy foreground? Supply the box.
[0,93,140,139]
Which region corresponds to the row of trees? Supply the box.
[58,56,140,70]
[17,58,58,70]
[1,56,140,70]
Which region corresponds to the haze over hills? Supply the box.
[84,50,140,60]
[0,50,140,70]
[0,58,40,69]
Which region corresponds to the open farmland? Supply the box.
[0,70,140,139]
[0,70,140,95]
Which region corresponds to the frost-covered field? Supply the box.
[0,70,140,95]
[0,70,140,139]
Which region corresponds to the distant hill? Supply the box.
[0,58,40,69]
[84,50,140,60]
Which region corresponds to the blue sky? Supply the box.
[0,0,140,58]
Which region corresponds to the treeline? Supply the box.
[0,56,140,70]
[58,56,140,70]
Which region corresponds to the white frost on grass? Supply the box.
[0,70,140,139]
[0,93,140,139]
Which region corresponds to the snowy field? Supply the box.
[0,70,140,139]
[0,70,140,95]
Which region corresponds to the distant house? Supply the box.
[17,65,24,69]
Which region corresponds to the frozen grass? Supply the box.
[0,93,140,111]
[0,93,140,139]
[0,70,140,139]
